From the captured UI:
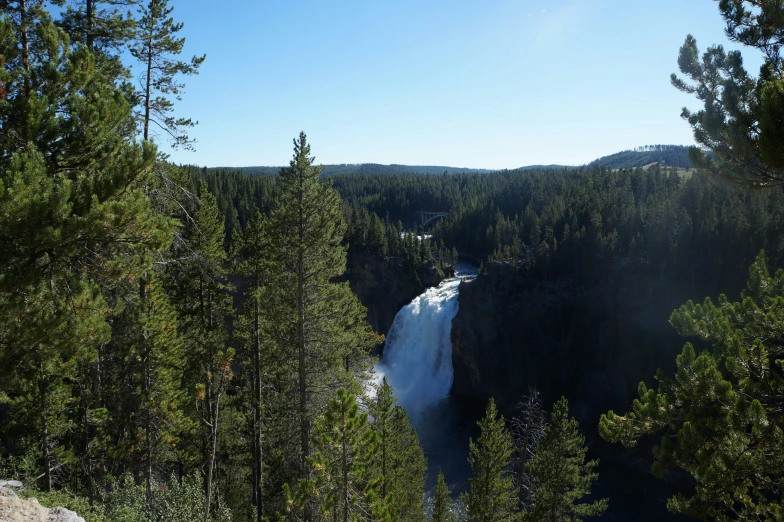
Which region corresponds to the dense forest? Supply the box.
[3,1,784,522]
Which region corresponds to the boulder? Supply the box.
[0,486,85,522]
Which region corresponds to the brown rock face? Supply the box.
[346,250,451,338]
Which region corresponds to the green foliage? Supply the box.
[267,132,377,519]
[589,145,692,169]
[131,0,205,149]
[461,398,518,522]
[369,378,427,522]
[600,251,784,520]
[0,2,166,492]
[432,472,456,522]
[672,0,784,187]
[523,397,606,522]
[294,388,381,521]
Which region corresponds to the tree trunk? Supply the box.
[298,173,311,522]
[39,361,52,492]
[86,0,94,51]
[204,393,220,522]
[140,277,153,505]
[143,8,154,142]
[342,410,348,522]
[254,289,263,522]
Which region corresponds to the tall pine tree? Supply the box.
[461,398,518,522]
[0,4,167,492]
[234,210,279,521]
[296,388,381,522]
[432,472,456,522]
[270,132,377,521]
[523,397,606,522]
[369,378,427,522]
[130,0,205,149]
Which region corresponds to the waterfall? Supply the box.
[376,263,477,417]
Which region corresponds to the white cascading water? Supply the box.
[375,263,477,417]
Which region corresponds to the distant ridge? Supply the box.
[210,164,496,177]
[588,145,692,169]
[207,145,694,176]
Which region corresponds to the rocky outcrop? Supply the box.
[347,250,451,337]
[0,484,85,522]
[450,261,691,426]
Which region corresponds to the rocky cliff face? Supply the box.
[450,261,691,426]
[0,483,84,522]
[347,251,450,337]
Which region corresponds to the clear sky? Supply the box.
[158,0,761,169]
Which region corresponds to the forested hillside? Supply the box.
[210,164,495,177]
[208,147,690,177]
[589,145,692,169]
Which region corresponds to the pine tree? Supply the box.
[56,0,138,86]
[135,277,191,505]
[270,132,377,521]
[432,472,456,522]
[164,180,235,518]
[509,388,547,510]
[295,388,381,522]
[671,1,784,187]
[234,210,277,521]
[523,397,607,522]
[57,0,136,54]
[461,398,518,522]
[0,4,167,492]
[130,0,205,149]
[369,378,427,522]
[600,251,784,520]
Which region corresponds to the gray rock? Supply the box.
[47,506,86,522]
[0,480,23,489]
[0,485,85,522]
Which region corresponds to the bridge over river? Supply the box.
[414,211,448,227]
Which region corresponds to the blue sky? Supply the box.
[158,0,761,169]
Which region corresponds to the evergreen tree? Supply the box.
[523,397,606,522]
[56,0,138,86]
[270,132,377,521]
[134,277,191,505]
[233,210,279,521]
[369,378,427,522]
[164,180,234,518]
[601,252,784,520]
[509,388,547,510]
[295,388,381,522]
[461,398,518,522]
[671,0,784,187]
[130,0,205,149]
[0,4,167,492]
[57,0,136,54]
[432,472,456,522]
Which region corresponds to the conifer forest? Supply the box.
[3,1,784,521]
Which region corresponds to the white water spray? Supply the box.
[375,263,477,416]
